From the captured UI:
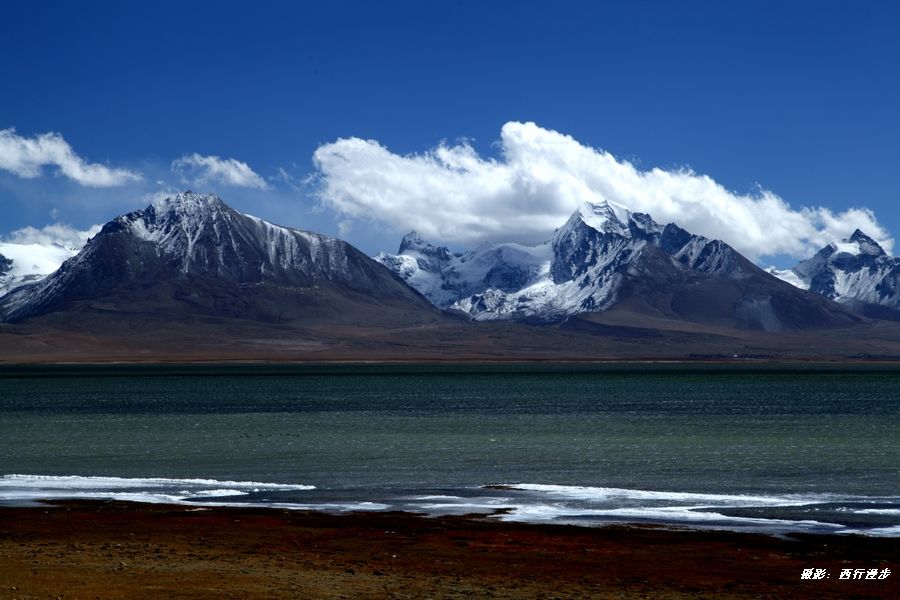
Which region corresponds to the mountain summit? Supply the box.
[0,192,436,325]
[768,229,900,318]
[376,200,859,331]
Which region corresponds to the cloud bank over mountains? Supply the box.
[0,128,142,187]
[3,222,101,250]
[171,153,270,190]
[313,121,892,261]
[1,122,892,263]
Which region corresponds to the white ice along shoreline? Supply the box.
[3,475,899,536]
[0,474,315,505]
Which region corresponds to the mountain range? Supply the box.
[376,200,859,331]
[4,191,900,361]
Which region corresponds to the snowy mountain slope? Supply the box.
[1,191,436,324]
[768,229,900,316]
[0,241,81,298]
[376,200,750,321]
[374,232,553,309]
[764,266,809,290]
[377,200,859,330]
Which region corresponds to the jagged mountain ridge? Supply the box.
[376,200,860,331]
[768,229,900,319]
[1,192,437,324]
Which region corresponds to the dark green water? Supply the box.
[1,364,898,534]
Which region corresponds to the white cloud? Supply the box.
[5,222,102,251]
[337,219,353,238]
[0,128,142,187]
[172,153,270,190]
[271,166,302,191]
[313,121,893,261]
[139,187,181,207]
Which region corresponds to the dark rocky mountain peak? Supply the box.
[848,229,886,257]
[0,192,436,325]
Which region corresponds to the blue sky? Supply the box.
[1,0,898,263]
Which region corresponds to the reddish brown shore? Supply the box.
[0,502,897,599]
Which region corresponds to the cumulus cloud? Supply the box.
[5,222,102,250]
[0,128,142,187]
[313,121,892,261]
[172,153,270,190]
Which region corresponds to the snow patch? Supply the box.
[765,267,810,290]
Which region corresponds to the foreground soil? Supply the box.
[7,308,900,364]
[0,502,897,599]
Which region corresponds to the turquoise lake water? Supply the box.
[1,363,898,535]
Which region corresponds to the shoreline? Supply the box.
[5,358,900,367]
[1,501,897,599]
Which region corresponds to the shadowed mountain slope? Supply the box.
[0,192,439,327]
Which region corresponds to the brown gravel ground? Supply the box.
[0,501,897,599]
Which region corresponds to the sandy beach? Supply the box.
[0,501,896,599]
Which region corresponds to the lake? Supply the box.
[1,363,898,535]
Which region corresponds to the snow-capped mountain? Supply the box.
[377,200,859,330]
[1,192,862,332]
[0,192,435,324]
[0,241,81,298]
[768,229,900,317]
[377,200,752,321]
[375,231,553,309]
